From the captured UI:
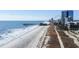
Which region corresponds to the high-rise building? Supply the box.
[67,10,73,21]
[61,10,73,26]
[61,11,67,25]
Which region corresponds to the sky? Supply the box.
[0,10,78,21]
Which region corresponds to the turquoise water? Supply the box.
[0,21,44,33]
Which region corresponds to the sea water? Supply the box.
[0,21,45,46]
[0,21,44,34]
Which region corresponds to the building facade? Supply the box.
[67,10,73,21]
[61,10,73,26]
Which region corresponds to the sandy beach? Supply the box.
[1,25,48,48]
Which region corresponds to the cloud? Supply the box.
[0,14,51,21]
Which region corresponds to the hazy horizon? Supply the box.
[0,10,78,21]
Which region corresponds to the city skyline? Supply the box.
[0,10,78,21]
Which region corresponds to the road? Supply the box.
[1,26,48,48]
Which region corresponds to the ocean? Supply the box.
[0,21,44,34]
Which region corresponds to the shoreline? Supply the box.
[0,25,39,47]
[0,25,48,48]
